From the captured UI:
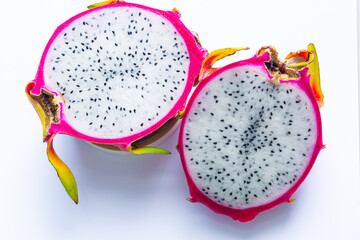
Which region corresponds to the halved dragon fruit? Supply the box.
[178,44,324,222]
[26,0,206,203]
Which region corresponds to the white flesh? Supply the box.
[44,7,190,139]
[182,65,318,208]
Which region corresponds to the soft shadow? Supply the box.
[186,197,295,238]
[68,133,178,204]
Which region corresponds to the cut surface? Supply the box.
[182,65,318,209]
[43,6,190,139]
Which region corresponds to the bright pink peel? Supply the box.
[26,1,207,203]
[178,45,323,222]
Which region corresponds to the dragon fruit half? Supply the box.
[178,44,324,222]
[26,0,206,203]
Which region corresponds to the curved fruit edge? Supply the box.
[178,49,324,222]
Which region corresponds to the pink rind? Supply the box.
[29,1,207,150]
[178,53,323,222]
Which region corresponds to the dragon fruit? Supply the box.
[178,44,324,222]
[26,0,206,203]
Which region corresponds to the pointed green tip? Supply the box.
[131,147,171,155]
[47,136,79,204]
[69,190,79,204]
[87,0,117,9]
[59,170,78,204]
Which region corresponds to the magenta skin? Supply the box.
[28,1,207,150]
[178,52,324,222]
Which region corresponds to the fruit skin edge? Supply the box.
[177,50,324,222]
[87,117,181,156]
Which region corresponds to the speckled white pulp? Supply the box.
[182,65,318,209]
[44,7,190,139]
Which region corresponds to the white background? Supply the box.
[1,0,359,239]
